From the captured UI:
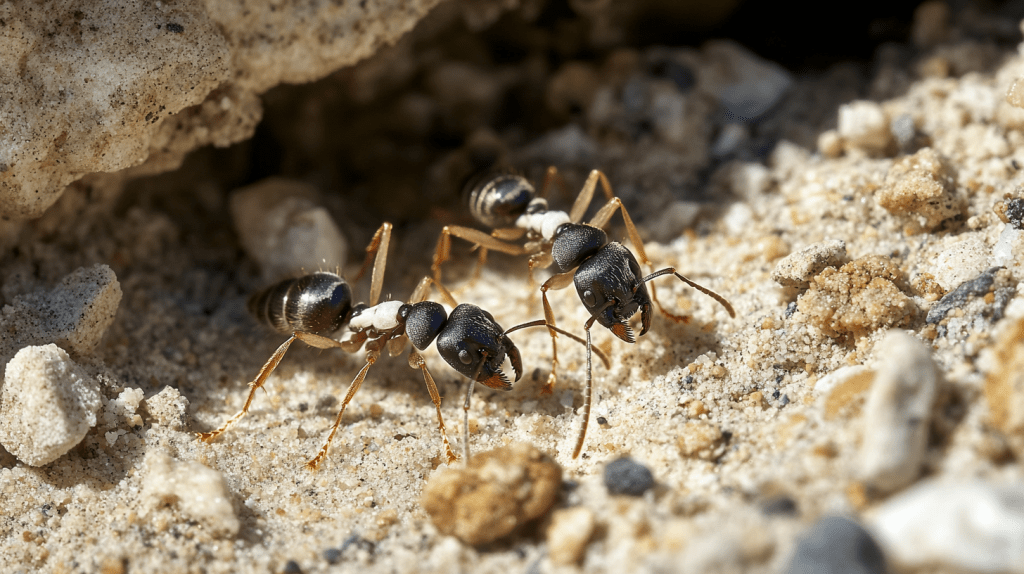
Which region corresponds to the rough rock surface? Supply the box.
[0,0,443,219]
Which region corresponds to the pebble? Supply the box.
[984,314,1024,456]
[603,457,655,496]
[546,507,595,565]
[838,101,891,154]
[889,113,917,151]
[992,223,1024,277]
[420,443,561,545]
[0,344,102,466]
[786,516,887,574]
[677,421,727,461]
[858,331,939,494]
[142,385,191,430]
[0,264,122,358]
[876,147,962,232]
[869,480,1024,573]
[705,40,793,122]
[322,548,342,564]
[142,450,239,537]
[931,235,989,290]
[926,267,999,324]
[230,177,347,281]
[771,239,847,288]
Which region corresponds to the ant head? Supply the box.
[403,301,448,350]
[435,304,522,390]
[552,223,608,272]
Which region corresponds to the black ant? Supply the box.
[428,167,733,405]
[543,219,736,458]
[198,222,605,468]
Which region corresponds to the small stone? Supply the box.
[677,421,727,461]
[992,223,1024,278]
[994,197,1024,229]
[142,450,239,537]
[1,265,122,358]
[786,516,887,574]
[889,114,916,151]
[771,240,847,288]
[984,315,1024,455]
[931,236,989,291]
[322,548,342,565]
[870,480,1024,573]
[761,496,798,516]
[0,344,102,466]
[547,507,595,566]
[926,267,1000,324]
[797,255,915,339]
[603,457,655,496]
[858,331,939,494]
[876,148,963,232]
[838,101,891,154]
[281,560,303,574]
[230,177,347,281]
[704,40,793,122]
[142,386,191,430]
[817,130,844,158]
[815,365,875,420]
[420,443,561,545]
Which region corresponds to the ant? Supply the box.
[197,222,604,468]
[428,165,733,405]
[543,217,736,458]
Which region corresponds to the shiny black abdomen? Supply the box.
[465,173,535,229]
[248,272,353,335]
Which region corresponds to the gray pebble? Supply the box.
[890,113,916,151]
[926,267,999,324]
[603,457,655,496]
[787,516,888,574]
[323,548,342,564]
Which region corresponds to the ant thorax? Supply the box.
[348,300,405,334]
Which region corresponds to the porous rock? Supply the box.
[230,178,348,280]
[771,239,847,289]
[876,148,963,232]
[142,386,191,431]
[858,331,939,494]
[420,443,561,546]
[797,255,915,339]
[1,0,444,220]
[984,315,1024,455]
[870,480,1024,573]
[930,235,989,291]
[0,344,102,466]
[142,450,239,538]
[677,420,727,461]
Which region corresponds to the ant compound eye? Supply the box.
[583,289,597,307]
[458,349,473,364]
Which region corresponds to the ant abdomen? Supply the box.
[465,172,535,228]
[248,272,353,336]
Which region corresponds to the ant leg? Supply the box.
[462,377,474,464]
[352,222,392,307]
[540,270,576,394]
[569,169,617,223]
[539,165,571,201]
[305,349,380,471]
[409,275,458,308]
[408,349,457,465]
[504,319,612,371]
[467,247,488,290]
[432,225,526,288]
[198,331,347,444]
[572,317,599,459]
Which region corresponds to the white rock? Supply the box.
[1,264,122,357]
[230,177,347,280]
[933,235,990,290]
[838,101,891,154]
[142,451,239,537]
[143,386,190,430]
[771,239,847,288]
[992,223,1024,277]
[0,345,102,466]
[858,331,940,493]
[870,480,1024,573]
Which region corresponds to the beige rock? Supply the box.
[142,451,239,538]
[771,239,847,289]
[876,148,964,232]
[547,507,596,566]
[420,443,561,545]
